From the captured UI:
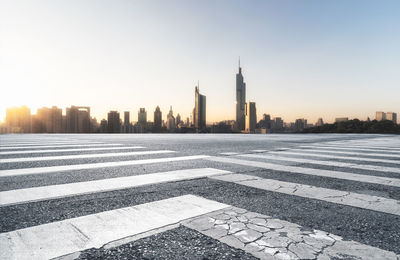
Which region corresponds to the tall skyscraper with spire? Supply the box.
[194,84,206,131]
[236,59,246,131]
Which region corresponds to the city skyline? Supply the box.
[1,1,399,123]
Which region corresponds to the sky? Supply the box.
[1,0,399,124]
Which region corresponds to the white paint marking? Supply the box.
[300,145,400,154]
[251,149,268,152]
[269,150,400,165]
[0,143,123,150]
[206,156,400,187]
[0,142,103,147]
[0,150,174,163]
[313,144,400,152]
[0,168,231,206]
[0,146,145,155]
[239,154,400,173]
[297,148,400,158]
[220,152,239,155]
[0,155,210,177]
[0,195,230,260]
[211,173,400,216]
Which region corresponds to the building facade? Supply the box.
[194,86,206,131]
[138,108,147,125]
[107,111,120,133]
[386,112,397,124]
[376,111,386,121]
[245,102,257,133]
[154,106,162,130]
[236,61,246,131]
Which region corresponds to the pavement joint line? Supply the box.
[183,206,399,260]
[0,155,212,177]
[268,150,400,165]
[209,173,400,216]
[238,153,400,173]
[294,148,400,158]
[0,146,145,156]
[0,150,173,163]
[205,156,400,187]
[0,195,231,260]
[0,168,232,207]
[300,145,400,153]
[0,143,124,150]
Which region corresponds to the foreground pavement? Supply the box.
[0,133,399,259]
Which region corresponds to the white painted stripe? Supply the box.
[300,145,400,154]
[239,154,400,173]
[297,148,400,158]
[251,149,268,152]
[0,142,103,147]
[0,168,230,206]
[0,195,229,260]
[0,155,210,177]
[269,150,400,165]
[0,143,123,150]
[318,144,400,151]
[0,150,174,163]
[0,146,145,155]
[220,152,239,155]
[211,173,400,216]
[206,156,400,187]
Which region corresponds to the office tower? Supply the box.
[194,85,206,131]
[236,60,246,131]
[66,106,91,133]
[36,106,63,133]
[274,117,283,130]
[166,106,175,130]
[154,106,162,130]
[123,111,130,133]
[176,113,181,126]
[376,111,386,121]
[386,112,397,124]
[100,119,108,133]
[107,111,121,133]
[5,106,31,133]
[294,119,307,131]
[315,118,324,127]
[335,117,348,123]
[138,108,147,125]
[245,102,256,133]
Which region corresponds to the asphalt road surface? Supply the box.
[0,133,399,260]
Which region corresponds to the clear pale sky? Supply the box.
[1,0,399,124]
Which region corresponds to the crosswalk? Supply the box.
[0,135,399,259]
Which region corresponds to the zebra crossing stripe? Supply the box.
[268,150,400,165]
[0,150,174,163]
[294,148,400,159]
[239,154,400,173]
[0,146,145,155]
[210,173,400,216]
[304,145,400,152]
[0,143,123,150]
[0,155,211,177]
[0,142,103,147]
[0,195,230,260]
[0,168,230,207]
[206,156,400,187]
[299,146,400,155]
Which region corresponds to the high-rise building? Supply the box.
[6,106,31,133]
[138,108,147,125]
[274,117,283,130]
[166,106,175,130]
[245,102,256,133]
[315,118,324,127]
[66,106,91,133]
[236,60,246,131]
[294,119,307,131]
[376,111,386,121]
[386,112,397,124]
[107,111,121,133]
[176,113,181,126]
[335,117,348,123]
[100,119,108,133]
[154,106,162,130]
[36,106,63,133]
[194,85,206,131]
[123,111,130,133]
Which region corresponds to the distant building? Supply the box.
[274,117,284,130]
[294,119,307,131]
[194,85,206,131]
[123,111,131,133]
[211,120,235,133]
[66,106,91,133]
[236,60,246,131]
[100,119,108,133]
[335,117,349,123]
[386,112,397,124]
[107,111,121,133]
[166,106,176,131]
[245,102,257,133]
[6,106,32,133]
[315,118,324,127]
[138,108,147,125]
[176,113,181,126]
[376,112,386,121]
[36,106,63,133]
[153,106,162,130]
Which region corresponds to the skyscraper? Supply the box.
[245,102,256,133]
[107,111,120,133]
[138,108,147,125]
[123,111,130,133]
[66,106,91,133]
[376,111,386,121]
[194,85,206,131]
[386,112,397,124]
[36,106,63,133]
[236,60,246,131]
[166,106,175,130]
[154,106,162,130]
[6,106,31,133]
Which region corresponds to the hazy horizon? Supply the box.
[1,0,399,124]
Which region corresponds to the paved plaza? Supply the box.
[0,134,399,259]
